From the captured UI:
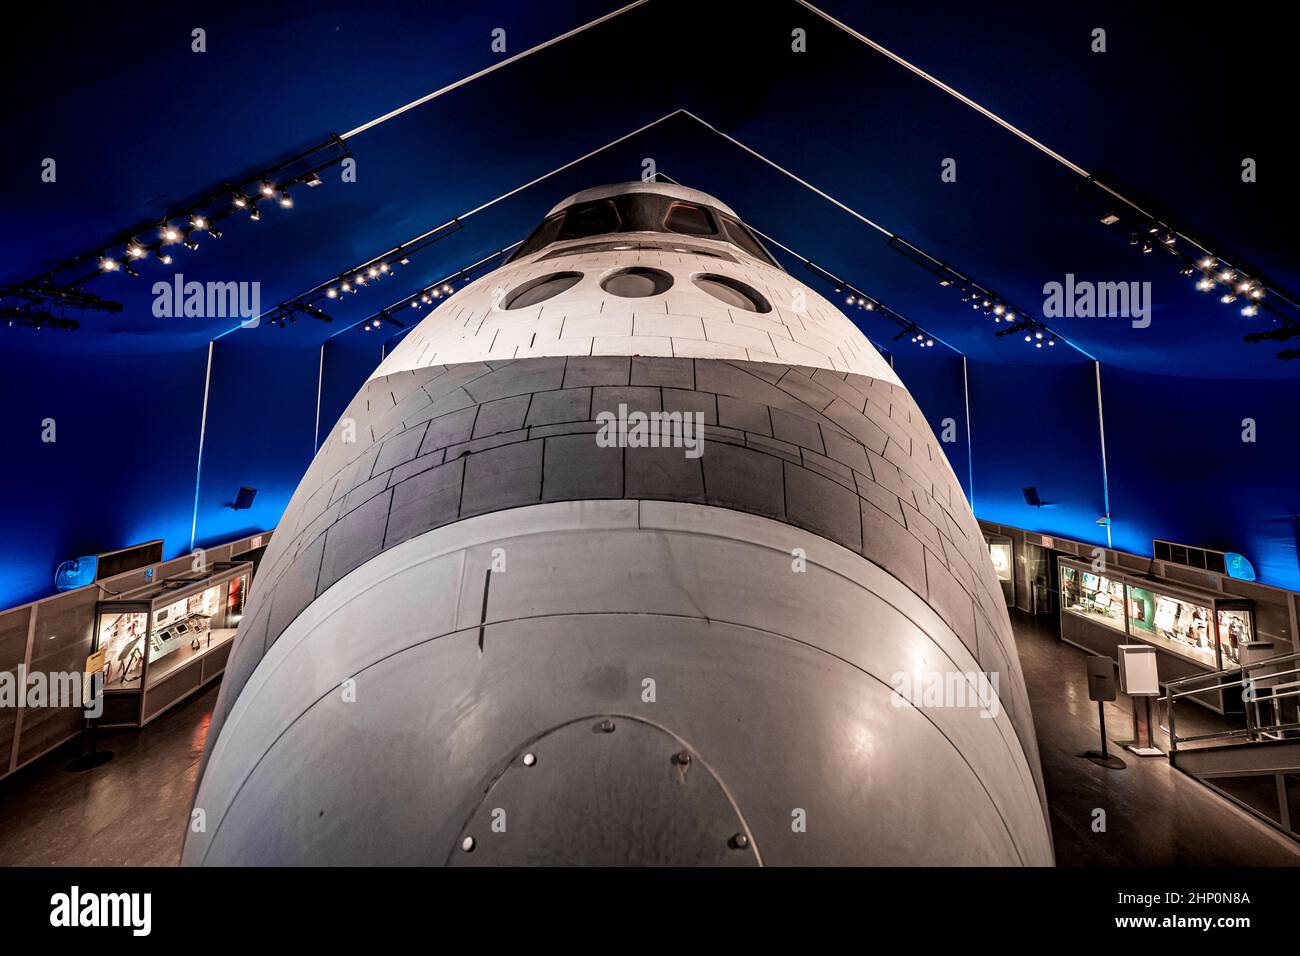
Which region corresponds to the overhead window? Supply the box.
[558,199,622,240]
[510,213,566,261]
[664,202,716,236]
[718,214,777,265]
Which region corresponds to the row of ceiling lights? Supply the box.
[98,175,320,277]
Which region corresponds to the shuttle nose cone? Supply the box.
[185,183,1051,866]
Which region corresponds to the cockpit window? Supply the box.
[718,214,773,264]
[664,201,716,236]
[509,193,779,267]
[558,199,622,240]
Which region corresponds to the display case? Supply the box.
[1057,557,1256,713]
[1060,565,1126,632]
[985,534,1014,607]
[92,561,251,727]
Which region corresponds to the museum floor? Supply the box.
[0,610,1297,866]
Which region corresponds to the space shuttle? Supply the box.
[183,182,1052,865]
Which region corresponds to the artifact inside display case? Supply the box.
[1128,585,1215,667]
[95,569,249,691]
[1217,608,1253,666]
[989,541,1012,582]
[1060,565,1126,632]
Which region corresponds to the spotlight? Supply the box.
[442,284,452,294]
[190,214,208,231]
[1035,331,1043,339]
[232,192,249,209]
[183,232,200,251]
[1221,294,1236,304]
[1024,334,1032,342]
[1217,270,1234,283]
[248,202,261,221]
[1199,257,1216,269]
[1141,242,1153,254]
[340,281,352,292]
[865,302,874,311]
[1196,278,1214,291]
[993,305,1004,315]
[1099,212,1120,225]
[305,172,323,187]
[99,255,118,272]
[127,244,147,259]
[1048,338,1056,346]
[367,267,379,278]
[939,278,951,287]
[161,226,181,243]
[260,180,276,197]
[371,318,381,328]
[158,253,173,265]
[1242,304,1259,317]
[399,257,410,265]
[278,190,293,209]
[326,288,339,299]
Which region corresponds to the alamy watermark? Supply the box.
[595,403,705,459]
[889,668,1001,719]
[0,666,103,718]
[152,273,261,327]
[1043,273,1151,328]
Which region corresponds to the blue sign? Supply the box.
[54,556,98,591]
[1225,552,1256,581]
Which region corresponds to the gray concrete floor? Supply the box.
[0,610,1297,866]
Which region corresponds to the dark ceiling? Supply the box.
[2,0,1295,376]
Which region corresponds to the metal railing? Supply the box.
[1164,649,1300,756]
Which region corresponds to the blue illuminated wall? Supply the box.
[192,340,319,550]
[0,345,207,607]
[318,336,384,445]
[891,349,972,501]
[1102,367,1300,591]
[966,358,1108,548]
[1,338,1297,608]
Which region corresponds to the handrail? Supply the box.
[1164,649,1300,757]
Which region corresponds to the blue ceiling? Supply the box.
[2,0,1294,375]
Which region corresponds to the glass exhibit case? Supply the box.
[985,534,1014,607]
[1058,557,1256,712]
[93,561,251,727]
[1059,565,1126,633]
